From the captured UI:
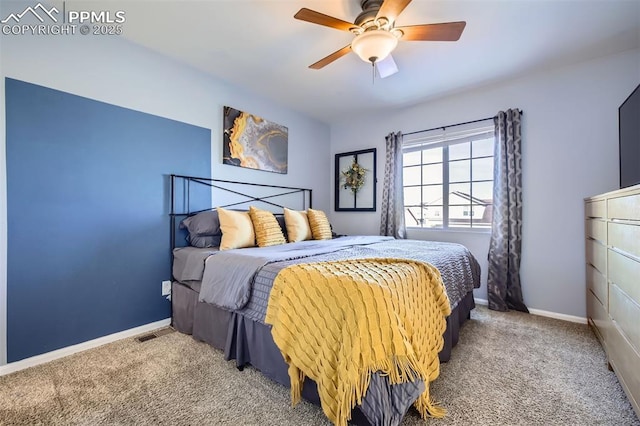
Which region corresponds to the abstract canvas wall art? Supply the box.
[223,106,288,174]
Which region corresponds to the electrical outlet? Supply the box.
[161,280,172,296]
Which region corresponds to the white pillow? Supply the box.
[284,208,312,243]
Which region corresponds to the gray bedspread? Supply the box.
[172,247,219,283]
[194,236,480,426]
[199,236,480,324]
[199,235,392,309]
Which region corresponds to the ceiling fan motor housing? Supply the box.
[355,0,385,27]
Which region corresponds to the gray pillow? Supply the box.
[180,210,221,236]
[189,234,222,249]
[275,215,288,242]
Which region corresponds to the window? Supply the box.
[402,124,495,230]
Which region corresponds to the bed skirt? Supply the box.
[172,281,475,420]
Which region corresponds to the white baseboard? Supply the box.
[474,298,587,324]
[0,318,171,377]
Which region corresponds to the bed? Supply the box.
[169,175,481,425]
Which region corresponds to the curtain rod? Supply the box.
[403,109,524,136]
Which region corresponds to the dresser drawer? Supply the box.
[586,238,607,274]
[608,222,640,259]
[585,219,607,243]
[586,200,606,218]
[586,264,607,306]
[587,289,609,346]
[608,249,640,304]
[609,193,640,221]
[610,283,640,354]
[608,322,640,414]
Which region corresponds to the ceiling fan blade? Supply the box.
[309,45,352,70]
[376,54,399,79]
[294,8,358,32]
[376,0,412,24]
[397,21,467,41]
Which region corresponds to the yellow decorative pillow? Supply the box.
[217,207,256,250]
[307,208,332,240]
[284,208,312,243]
[249,206,286,247]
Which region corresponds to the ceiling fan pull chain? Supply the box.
[372,61,376,85]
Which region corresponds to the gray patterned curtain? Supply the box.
[379,131,406,239]
[487,109,528,312]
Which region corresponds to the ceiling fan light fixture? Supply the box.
[351,29,398,63]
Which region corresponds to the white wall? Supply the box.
[0,35,330,365]
[329,49,640,317]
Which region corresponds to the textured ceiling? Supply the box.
[110,0,639,124]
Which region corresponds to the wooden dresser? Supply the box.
[585,184,640,417]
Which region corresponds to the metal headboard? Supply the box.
[169,174,313,250]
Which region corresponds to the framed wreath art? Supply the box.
[335,148,377,211]
[342,160,367,194]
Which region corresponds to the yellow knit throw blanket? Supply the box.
[265,258,451,426]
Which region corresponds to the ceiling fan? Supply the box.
[294,0,466,78]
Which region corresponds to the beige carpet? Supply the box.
[0,306,638,425]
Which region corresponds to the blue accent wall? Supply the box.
[5,78,211,362]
